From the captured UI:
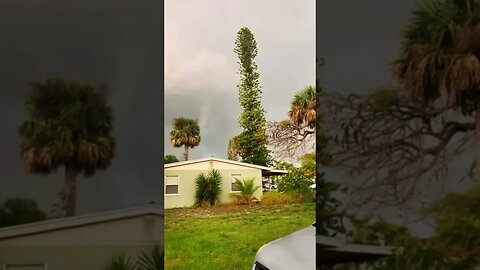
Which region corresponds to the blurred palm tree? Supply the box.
[392,0,480,180]
[18,78,115,217]
[169,117,200,161]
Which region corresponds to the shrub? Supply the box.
[261,191,296,205]
[0,197,47,227]
[230,178,261,205]
[138,244,164,270]
[195,169,223,206]
[102,254,137,270]
[103,245,164,270]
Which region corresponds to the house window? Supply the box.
[231,174,242,192]
[4,265,46,270]
[165,176,179,195]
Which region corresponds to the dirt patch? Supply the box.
[165,203,298,219]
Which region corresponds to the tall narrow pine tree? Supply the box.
[234,27,271,166]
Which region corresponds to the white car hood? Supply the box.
[254,226,315,270]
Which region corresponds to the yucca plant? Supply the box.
[102,254,137,270]
[194,169,223,206]
[138,244,164,270]
[230,178,261,205]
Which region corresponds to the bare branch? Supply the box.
[266,121,315,159]
[322,90,475,209]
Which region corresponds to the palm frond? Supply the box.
[169,117,201,149]
[102,254,137,270]
[138,245,164,270]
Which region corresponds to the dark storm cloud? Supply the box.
[318,0,416,93]
[0,0,164,214]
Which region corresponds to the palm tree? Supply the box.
[0,198,47,227]
[230,178,261,205]
[169,117,200,161]
[18,78,116,217]
[288,85,316,129]
[392,0,480,180]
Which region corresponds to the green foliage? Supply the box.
[18,78,116,176]
[274,152,316,195]
[299,152,315,178]
[341,188,480,270]
[103,245,164,270]
[347,217,412,246]
[234,27,271,166]
[169,117,201,161]
[18,78,116,217]
[315,171,346,236]
[194,169,223,206]
[102,254,137,270]
[230,178,261,205]
[276,167,313,194]
[227,135,242,161]
[138,245,164,270]
[425,188,480,267]
[367,88,400,112]
[288,85,316,128]
[164,155,179,164]
[393,0,480,113]
[0,197,47,227]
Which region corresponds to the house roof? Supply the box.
[317,234,392,264]
[0,204,164,241]
[164,157,288,176]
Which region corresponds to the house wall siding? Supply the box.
[0,215,163,246]
[0,245,155,270]
[164,168,262,209]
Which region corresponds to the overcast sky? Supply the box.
[164,0,315,160]
[0,0,164,214]
[318,0,476,236]
[0,0,465,231]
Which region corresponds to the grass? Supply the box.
[164,202,315,270]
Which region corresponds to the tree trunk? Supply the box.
[183,146,189,161]
[64,166,78,217]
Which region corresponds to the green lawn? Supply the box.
[164,203,315,270]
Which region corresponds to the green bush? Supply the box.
[230,178,261,205]
[195,169,223,206]
[261,190,310,205]
[102,254,137,270]
[102,245,163,270]
[275,168,314,198]
[0,197,47,227]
